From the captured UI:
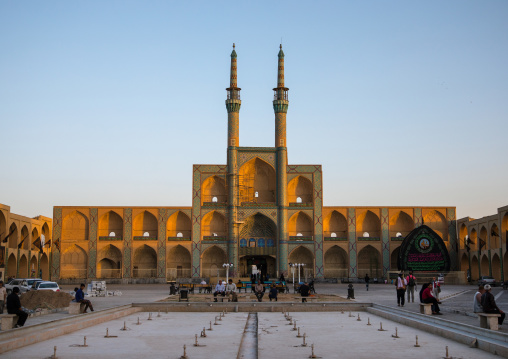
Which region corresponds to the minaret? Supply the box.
[226,44,241,276]
[273,45,289,277]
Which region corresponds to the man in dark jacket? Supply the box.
[75,283,94,312]
[300,282,310,303]
[482,284,505,325]
[7,287,28,328]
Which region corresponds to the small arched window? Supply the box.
[363,232,369,238]
[297,233,303,237]
[177,232,183,238]
[109,232,116,237]
[396,232,402,238]
[213,233,218,237]
[212,197,218,203]
[331,232,337,238]
[143,232,150,237]
[254,191,259,198]
[296,197,302,203]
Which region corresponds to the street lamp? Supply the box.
[223,263,234,284]
[289,263,305,287]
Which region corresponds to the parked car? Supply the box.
[36,281,60,292]
[31,280,45,290]
[25,278,43,290]
[5,278,39,294]
[478,276,496,287]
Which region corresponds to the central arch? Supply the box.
[239,158,276,203]
[324,246,348,278]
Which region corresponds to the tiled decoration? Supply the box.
[51,207,62,279]
[123,208,132,278]
[158,208,169,278]
[381,208,390,277]
[348,208,357,278]
[447,207,458,271]
[88,208,98,279]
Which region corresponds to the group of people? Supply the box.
[474,284,505,326]
[391,272,442,314]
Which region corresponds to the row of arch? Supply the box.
[458,213,508,251]
[460,252,508,281]
[5,253,50,279]
[0,211,51,250]
[324,209,448,240]
[201,159,313,205]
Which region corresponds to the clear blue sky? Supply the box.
[1,1,507,220]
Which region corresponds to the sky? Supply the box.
[1,1,507,220]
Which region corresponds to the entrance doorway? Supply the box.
[239,256,276,280]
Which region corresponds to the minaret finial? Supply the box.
[233,43,235,49]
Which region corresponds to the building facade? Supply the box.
[457,205,508,282]
[50,46,458,283]
[0,203,52,281]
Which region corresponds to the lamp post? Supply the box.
[223,263,233,284]
[289,263,305,288]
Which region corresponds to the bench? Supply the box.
[0,314,19,330]
[68,302,87,315]
[419,303,433,315]
[207,296,226,303]
[478,313,501,331]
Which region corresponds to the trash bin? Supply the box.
[179,289,189,302]
[347,283,355,299]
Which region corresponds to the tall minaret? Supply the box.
[226,44,241,276]
[273,45,289,277]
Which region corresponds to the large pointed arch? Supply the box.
[323,211,347,238]
[98,210,123,237]
[357,245,381,278]
[133,244,157,278]
[324,245,348,278]
[288,176,313,204]
[167,245,191,278]
[7,253,16,277]
[288,211,313,238]
[423,210,448,241]
[61,244,88,279]
[201,211,226,238]
[8,223,18,249]
[240,213,277,240]
[62,211,89,242]
[389,211,414,238]
[356,210,381,238]
[238,157,276,203]
[21,225,29,250]
[202,175,227,204]
[132,211,158,238]
[167,211,192,239]
[201,245,227,278]
[98,244,122,278]
[19,254,28,277]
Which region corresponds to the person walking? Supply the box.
[406,271,417,303]
[300,282,310,303]
[473,285,485,313]
[6,287,28,327]
[395,273,407,307]
[364,274,370,291]
[482,284,505,325]
[0,281,6,314]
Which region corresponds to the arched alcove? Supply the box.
[323,211,347,238]
[7,254,16,277]
[390,247,400,270]
[471,256,479,281]
[389,211,414,238]
[480,255,489,277]
[356,211,381,238]
[31,227,39,251]
[98,211,123,238]
[490,224,500,249]
[324,246,348,278]
[460,253,469,273]
[239,158,276,203]
[492,253,501,280]
[21,225,29,250]
[19,254,28,278]
[459,223,468,249]
[133,211,158,238]
[288,212,313,238]
[470,229,478,251]
[289,246,314,280]
[479,226,488,251]
[167,211,192,238]
[503,213,508,254]
[8,223,18,249]
[423,210,448,241]
[201,245,227,278]
[40,253,49,280]
[167,245,192,278]
[98,244,122,278]
[202,176,227,204]
[133,245,157,278]
[61,244,88,279]
[30,255,38,277]
[288,176,313,204]
[201,211,226,238]
[240,213,277,240]
[357,245,381,278]
[62,211,89,242]
[0,211,6,244]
